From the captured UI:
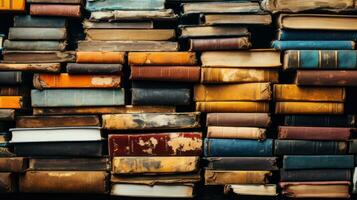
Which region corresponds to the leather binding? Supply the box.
[108,132,202,156]
[132,88,191,106]
[272,40,355,51]
[284,115,355,127]
[89,10,176,21]
[30,4,81,18]
[82,20,154,29]
[4,40,66,51]
[275,140,347,155]
[205,170,272,185]
[201,68,279,83]
[206,113,271,127]
[0,63,61,73]
[76,52,125,64]
[16,115,100,128]
[111,173,200,185]
[28,158,111,171]
[0,96,23,109]
[0,72,22,85]
[189,37,251,51]
[275,102,344,114]
[78,41,179,52]
[8,27,67,40]
[130,66,200,82]
[349,140,357,154]
[2,51,76,63]
[0,157,28,172]
[280,169,352,182]
[283,155,355,169]
[85,29,175,41]
[196,102,270,113]
[0,86,28,96]
[279,30,357,41]
[207,126,266,140]
[0,109,15,121]
[66,63,123,74]
[128,52,197,65]
[278,126,352,141]
[206,157,278,171]
[0,0,25,11]
[13,15,67,28]
[295,70,357,86]
[0,172,15,193]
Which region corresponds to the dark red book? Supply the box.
[108,132,202,156]
[278,126,352,141]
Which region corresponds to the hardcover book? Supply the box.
[189,37,251,51]
[275,140,347,155]
[111,173,200,185]
[28,158,110,171]
[0,0,25,11]
[205,170,272,185]
[2,51,76,63]
[207,126,266,140]
[283,155,355,169]
[278,126,352,141]
[295,70,357,86]
[78,41,179,52]
[111,184,194,198]
[226,184,277,196]
[66,63,123,74]
[85,0,165,11]
[206,113,271,127]
[0,172,15,193]
[13,15,67,28]
[85,29,175,41]
[76,52,125,64]
[16,115,100,128]
[180,26,250,38]
[131,66,200,82]
[0,157,28,172]
[275,102,344,114]
[0,63,61,73]
[272,40,355,50]
[284,115,355,127]
[206,157,278,171]
[280,169,352,182]
[8,28,67,40]
[128,52,197,65]
[197,102,270,113]
[30,4,81,18]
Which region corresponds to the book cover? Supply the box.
[8,28,67,40]
[128,52,197,65]
[0,157,28,172]
[2,51,76,63]
[85,29,175,41]
[197,102,270,113]
[284,115,355,127]
[76,52,125,64]
[132,88,191,106]
[4,40,67,51]
[78,41,179,52]
[0,0,25,11]
[272,40,355,50]
[205,170,272,185]
[0,96,24,109]
[28,158,110,171]
[278,126,351,141]
[111,173,200,185]
[226,184,277,196]
[283,155,354,169]
[66,63,123,74]
[275,102,344,114]
[280,169,352,182]
[130,66,200,82]
[206,113,271,127]
[295,70,357,86]
[0,172,15,193]
[85,0,165,11]
[30,4,81,18]
[275,140,347,155]
[207,126,266,140]
[13,15,67,28]
[0,63,61,73]
[111,184,193,198]
[278,30,357,41]
[206,157,278,171]
[16,115,100,128]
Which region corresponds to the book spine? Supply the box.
[0,87,23,96]
[278,126,351,141]
[0,96,23,109]
[296,70,357,86]
[28,158,111,171]
[132,88,191,106]
[280,169,352,182]
[284,115,355,127]
[0,72,22,85]
[66,63,123,74]
[3,51,76,63]
[205,170,271,185]
[0,157,27,172]
[0,63,61,73]
[206,113,271,127]
[0,172,15,193]
[283,155,355,169]
[196,102,270,113]
[189,37,251,51]
[279,30,357,41]
[4,40,66,51]
[76,52,126,64]
[349,140,357,154]
[275,102,344,114]
[130,66,200,82]
[128,52,197,65]
[85,29,175,41]
[275,140,347,155]
[201,68,279,83]
[78,41,179,52]
[28,0,82,3]
[206,157,278,171]
[85,0,165,11]
[207,126,266,140]
[0,109,15,121]
[0,0,25,11]
[30,4,81,18]
[13,15,67,28]
[8,28,67,40]
[272,41,355,50]
[16,115,101,128]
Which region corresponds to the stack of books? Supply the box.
[0,157,27,193]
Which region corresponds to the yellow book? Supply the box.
[205,170,272,185]
[0,96,23,109]
[275,102,344,114]
[196,102,270,113]
[0,0,25,11]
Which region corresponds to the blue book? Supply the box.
[278,30,357,41]
[283,155,354,170]
[272,41,355,50]
[204,138,273,157]
[13,15,67,28]
[86,0,165,11]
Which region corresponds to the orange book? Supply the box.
[33,73,121,89]
[196,102,270,113]
[0,96,23,109]
[128,52,197,65]
[76,52,125,64]
[0,0,25,11]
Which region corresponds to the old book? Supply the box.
[132,87,191,106]
[76,52,125,64]
[283,155,354,169]
[206,157,278,171]
[30,4,81,18]
[33,73,121,89]
[204,138,273,157]
[201,14,272,25]
[194,83,271,101]
[14,141,103,157]
[207,126,266,140]
[278,126,352,141]
[0,173,15,193]
[89,9,177,21]
[349,140,357,154]
[279,30,357,41]
[182,2,262,14]
[284,115,355,127]
[31,89,125,107]
[0,157,27,172]
[102,112,200,130]
[85,29,175,41]
[280,169,352,182]
[19,171,109,193]
[295,70,357,86]
[279,14,357,30]
[0,147,14,157]
[272,40,355,51]
[111,173,200,185]
[28,158,110,171]
[275,140,347,155]
[83,20,154,29]
[112,156,199,174]
[27,0,82,3]
[275,102,344,114]
[10,127,102,143]
[66,63,123,74]
[16,115,100,128]
[189,37,251,51]
[2,51,76,63]
[3,40,66,51]
[33,105,175,115]
[0,87,28,97]
[13,15,67,28]
[274,84,345,102]
[85,0,165,11]
[0,0,25,11]
[280,181,350,198]
[180,26,250,38]
[0,109,15,121]
[128,52,197,65]
[201,68,278,84]
[226,184,277,196]
[78,41,178,52]
[131,66,200,82]
[201,50,281,67]
[111,184,193,198]
[205,170,272,185]
[109,132,202,156]
[0,63,61,72]
[0,72,22,85]
[0,96,24,109]
[8,28,67,40]
[206,113,271,127]
[196,102,270,113]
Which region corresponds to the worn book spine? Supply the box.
[279,30,357,41]
[82,20,154,29]
[206,113,271,127]
[280,169,352,182]
[27,0,82,3]
[0,109,15,121]
[278,126,351,141]
[207,126,266,140]
[275,140,347,155]
[201,68,279,83]
[130,66,200,82]
[33,73,121,89]
[205,170,271,185]
[85,29,175,41]
[31,89,125,107]
[19,171,109,193]
[0,157,27,172]
[0,96,23,109]
[284,115,355,127]
[0,172,15,193]
[89,9,176,21]
[206,157,278,171]
[180,26,250,38]
[295,70,357,86]
[16,115,100,128]
[189,37,251,51]
[2,51,76,63]
[283,155,355,169]
[0,86,27,96]
[66,63,123,74]
[78,41,179,52]
[204,138,273,157]
[8,28,67,40]
[4,40,66,51]
[275,102,344,114]
[197,102,270,113]
[85,0,165,11]
[349,140,357,154]
[102,112,200,130]
[112,157,199,174]
[227,184,277,196]
[28,158,110,171]
[194,83,271,101]
[109,132,202,156]
[76,52,125,64]
[30,4,81,18]
[0,63,61,73]
[0,0,25,11]
[13,15,67,28]
[128,52,197,65]
[132,88,191,106]
[111,173,200,185]
[0,72,22,85]
[272,41,355,50]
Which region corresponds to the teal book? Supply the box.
[31,89,125,107]
[272,41,355,50]
[86,0,165,11]
[283,155,354,170]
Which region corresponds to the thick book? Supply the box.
[8,28,67,40]
[274,84,345,102]
[78,41,179,52]
[2,51,76,63]
[66,63,123,74]
[85,29,175,41]
[31,89,125,107]
[102,112,200,130]
[275,102,344,114]
[111,173,200,185]
[201,50,281,67]
[275,140,347,155]
[280,169,352,182]
[206,113,271,127]
[207,126,266,140]
[278,126,352,141]
[132,88,191,106]
[284,115,355,127]
[201,68,278,84]
[182,2,262,14]
[0,173,15,193]
[206,157,278,171]
[278,30,357,41]
[10,127,102,143]
[27,0,82,3]
[0,96,24,109]
[111,184,193,198]
[205,170,272,185]
[16,115,100,128]
[280,181,350,198]
[19,171,109,193]
[197,102,270,113]
[13,15,67,28]
[0,157,27,172]
[201,14,272,25]
[0,109,15,121]
[0,63,61,73]
[227,184,277,196]
[194,83,272,101]
[28,158,110,171]
[3,40,66,51]
[83,20,154,29]
[272,40,355,50]
[189,37,251,51]
[130,66,200,82]
[30,4,81,18]
[85,0,165,11]
[112,156,199,174]
[89,9,176,21]
[33,73,121,89]
[180,26,250,38]
[295,70,357,86]
[283,155,355,169]
[0,72,22,85]
[109,132,202,156]
[76,52,125,64]
[128,52,197,65]
[204,138,273,157]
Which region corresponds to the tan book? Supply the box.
[0,63,60,72]
[111,173,200,185]
[201,14,272,25]
[78,41,178,52]
[275,102,344,114]
[201,68,278,83]
[180,26,249,38]
[85,29,175,41]
[183,2,262,14]
[194,83,272,101]
[205,170,272,185]
[226,184,278,196]
[128,52,197,65]
[16,115,100,128]
[196,102,270,113]
[207,126,266,140]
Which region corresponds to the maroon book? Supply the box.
[109,132,202,156]
[278,126,352,141]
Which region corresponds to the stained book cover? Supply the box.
[28,158,110,171]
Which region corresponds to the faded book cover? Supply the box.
[201,68,278,83]
[207,113,271,127]
[196,102,270,113]
[205,170,272,185]
[128,52,197,65]
[275,102,344,114]
[16,115,100,128]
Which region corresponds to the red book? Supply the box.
[278,126,352,141]
[108,132,202,156]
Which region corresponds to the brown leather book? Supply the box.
[196,102,270,113]
[278,126,352,141]
[27,0,82,3]
[0,86,28,96]
[2,51,76,63]
[0,109,15,121]
[19,171,109,193]
[206,113,271,127]
[128,52,197,65]
[85,29,175,41]
[130,66,200,82]
[189,37,251,51]
[205,170,272,185]
[0,63,61,72]
[78,41,179,52]
[76,52,125,64]
[275,102,344,114]
[201,14,272,25]
[28,158,110,171]
[206,157,278,171]
[109,132,202,156]
[16,115,100,128]
[207,126,266,140]
[295,70,357,86]
[0,172,15,193]
[111,173,200,185]
[30,4,81,18]
[0,157,28,172]
[201,68,279,83]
